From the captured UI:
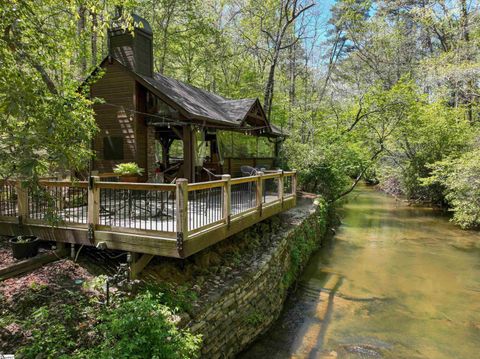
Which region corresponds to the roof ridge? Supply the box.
[153,72,227,101]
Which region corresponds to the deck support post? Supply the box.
[16,182,28,224]
[256,172,264,216]
[87,176,100,243]
[176,178,188,256]
[278,169,284,206]
[222,175,231,226]
[129,253,155,280]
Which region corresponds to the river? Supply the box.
[239,186,480,358]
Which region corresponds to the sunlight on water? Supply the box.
[240,187,480,359]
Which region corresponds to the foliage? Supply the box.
[17,305,79,358]
[382,100,473,202]
[11,235,37,243]
[423,148,480,229]
[80,292,201,359]
[142,282,198,313]
[1,0,478,231]
[113,162,145,176]
[0,1,106,180]
[283,196,330,287]
[11,283,201,359]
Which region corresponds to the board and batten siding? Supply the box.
[90,61,148,174]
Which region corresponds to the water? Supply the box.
[240,186,480,358]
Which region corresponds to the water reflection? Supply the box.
[239,187,480,359]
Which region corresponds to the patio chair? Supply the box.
[240,165,258,177]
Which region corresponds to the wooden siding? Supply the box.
[109,33,135,71]
[91,61,147,173]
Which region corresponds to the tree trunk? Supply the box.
[460,0,474,123]
[90,11,98,68]
[288,42,296,110]
[263,46,280,121]
[159,1,176,74]
[77,5,87,77]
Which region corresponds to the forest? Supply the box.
[1,1,479,358]
[1,0,479,227]
[2,0,479,228]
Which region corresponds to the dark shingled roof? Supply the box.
[138,72,257,126]
[91,57,286,136]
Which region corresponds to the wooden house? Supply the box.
[0,13,296,273]
[90,14,285,183]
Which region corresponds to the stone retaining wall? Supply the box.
[185,197,330,358]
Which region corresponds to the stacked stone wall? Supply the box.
[185,199,329,358]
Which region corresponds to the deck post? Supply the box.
[278,169,284,205]
[292,170,297,206]
[256,171,264,216]
[129,252,155,280]
[222,174,231,226]
[175,178,188,256]
[292,169,297,195]
[16,181,28,224]
[87,176,100,242]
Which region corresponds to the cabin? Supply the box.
[0,13,296,277]
[90,14,284,183]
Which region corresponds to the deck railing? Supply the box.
[0,181,17,219]
[27,181,89,225]
[0,170,296,255]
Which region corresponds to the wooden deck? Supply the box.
[0,171,296,258]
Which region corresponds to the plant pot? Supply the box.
[10,235,40,260]
[120,175,140,183]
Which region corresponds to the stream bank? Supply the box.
[184,194,333,358]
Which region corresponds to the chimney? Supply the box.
[108,13,153,77]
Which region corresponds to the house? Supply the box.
[0,13,296,271]
[89,13,285,183]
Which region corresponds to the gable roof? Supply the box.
[90,57,286,137]
[138,72,258,125]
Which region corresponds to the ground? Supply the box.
[0,251,102,354]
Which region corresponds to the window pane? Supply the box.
[103,136,124,160]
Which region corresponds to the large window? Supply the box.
[217,131,274,158]
[103,136,124,160]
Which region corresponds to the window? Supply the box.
[103,136,124,160]
[170,140,183,159]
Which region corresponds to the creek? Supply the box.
[240,186,480,358]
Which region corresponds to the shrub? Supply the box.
[113,162,144,176]
[424,148,480,229]
[81,292,201,359]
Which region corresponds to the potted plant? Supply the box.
[10,235,40,259]
[113,162,145,182]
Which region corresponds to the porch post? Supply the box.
[182,125,195,182]
[292,169,297,194]
[175,178,188,256]
[15,182,28,223]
